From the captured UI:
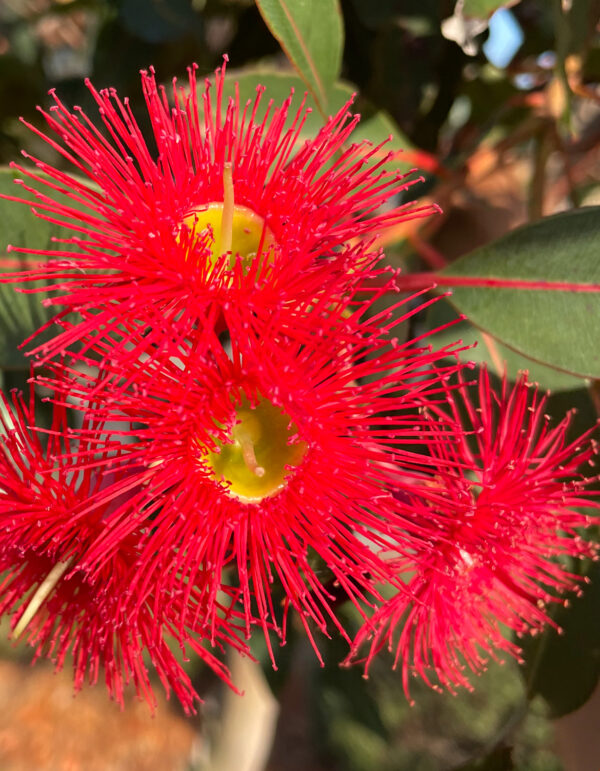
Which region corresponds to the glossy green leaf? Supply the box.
[255,0,344,114]
[462,0,522,19]
[521,561,600,718]
[208,68,414,173]
[427,298,584,391]
[441,207,600,379]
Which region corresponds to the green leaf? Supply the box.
[462,0,522,20]
[0,167,68,369]
[208,67,414,173]
[440,207,600,379]
[521,561,600,718]
[0,169,56,257]
[427,298,584,392]
[255,0,344,114]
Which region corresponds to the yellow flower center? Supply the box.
[206,397,307,503]
[182,163,275,271]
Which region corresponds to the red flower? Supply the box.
[5,59,435,364]
[0,389,249,712]
[350,369,599,696]
[44,289,463,663]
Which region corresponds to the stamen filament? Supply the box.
[12,558,72,639]
[220,162,234,257]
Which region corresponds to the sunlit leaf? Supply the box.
[441,207,600,379]
[255,0,344,114]
[427,298,584,391]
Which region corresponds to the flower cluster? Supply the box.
[1,60,597,711]
[349,370,598,695]
[0,390,248,711]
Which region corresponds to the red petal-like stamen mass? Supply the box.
[350,369,599,696]
[0,388,250,712]
[3,59,436,366]
[37,288,465,664]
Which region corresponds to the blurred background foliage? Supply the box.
[0,0,599,769]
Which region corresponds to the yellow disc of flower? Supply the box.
[206,398,307,503]
[183,203,275,270]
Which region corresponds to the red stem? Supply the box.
[395,272,600,293]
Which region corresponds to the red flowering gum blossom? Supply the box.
[4,57,436,364]
[0,390,249,712]
[44,289,464,663]
[350,368,599,697]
